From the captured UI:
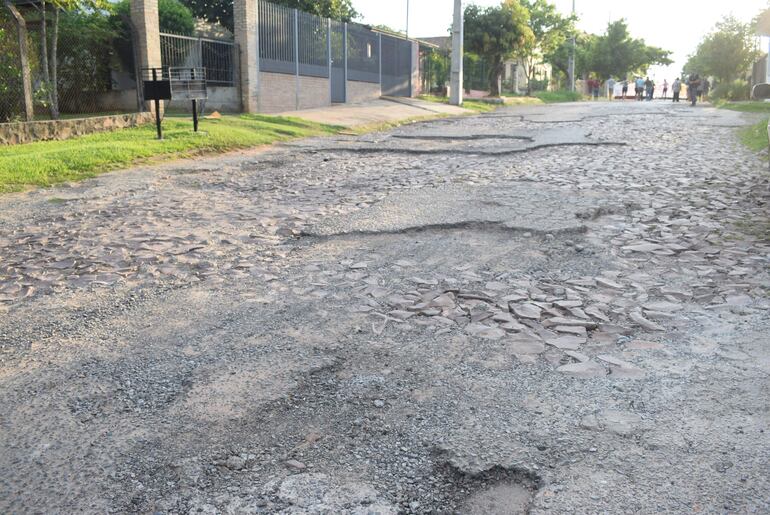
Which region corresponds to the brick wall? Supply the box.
[258,72,297,113]
[258,72,331,113]
[346,81,381,103]
[298,76,331,110]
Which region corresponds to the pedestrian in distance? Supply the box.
[607,77,616,100]
[672,77,681,102]
[662,79,669,100]
[635,76,645,101]
[700,78,710,102]
[687,73,701,106]
[621,79,629,99]
[644,77,654,101]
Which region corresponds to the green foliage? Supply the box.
[111,0,195,35]
[545,30,593,85]
[710,80,751,102]
[737,118,768,154]
[54,9,115,112]
[518,0,574,92]
[181,0,358,33]
[0,10,22,121]
[684,17,760,83]
[0,114,339,192]
[533,90,582,102]
[464,0,534,96]
[718,101,770,113]
[584,20,671,79]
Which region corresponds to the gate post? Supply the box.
[131,0,162,113]
[294,8,300,110]
[234,0,259,113]
[327,18,332,102]
[343,22,348,103]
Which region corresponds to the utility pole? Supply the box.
[405,0,409,38]
[567,0,576,92]
[450,0,463,106]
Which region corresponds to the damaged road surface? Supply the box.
[1,101,769,513]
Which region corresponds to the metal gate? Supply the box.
[330,20,346,103]
[381,35,412,97]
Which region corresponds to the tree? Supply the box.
[584,20,671,80]
[543,30,593,87]
[3,0,33,120]
[684,16,760,83]
[182,0,358,33]
[464,0,534,96]
[519,0,573,94]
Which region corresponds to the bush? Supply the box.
[711,79,751,102]
[533,90,583,103]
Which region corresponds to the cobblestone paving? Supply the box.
[1,101,769,514]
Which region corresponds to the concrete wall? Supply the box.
[258,72,331,113]
[0,112,154,145]
[346,80,381,104]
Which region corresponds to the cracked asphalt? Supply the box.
[1,101,769,514]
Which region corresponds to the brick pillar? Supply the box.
[130,0,162,112]
[234,0,259,113]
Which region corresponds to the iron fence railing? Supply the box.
[160,32,237,86]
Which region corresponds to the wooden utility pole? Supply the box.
[449,0,463,106]
[5,0,34,121]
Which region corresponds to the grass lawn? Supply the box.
[0,114,340,193]
[717,101,770,114]
[737,118,769,154]
[532,90,584,103]
[717,101,769,156]
[417,95,502,113]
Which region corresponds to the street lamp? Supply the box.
[406,0,410,38]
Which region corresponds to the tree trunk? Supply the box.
[39,1,57,119]
[50,7,59,118]
[488,57,503,97]
[5,0,34,121]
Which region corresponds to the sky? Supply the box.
[353,0,768,81]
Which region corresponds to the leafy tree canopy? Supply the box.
[112,0,195,35]
[181,0,358,33]
[584,20,671,79]
[684,16,761,83]
[518,0,574,92]
[464,0,534,95]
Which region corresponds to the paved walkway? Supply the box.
[278,96,471,127]
[1,101,768,514]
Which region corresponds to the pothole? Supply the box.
[435,462,542,515]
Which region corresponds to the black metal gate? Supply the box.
[330,20,346,103]
[381,35,412,97]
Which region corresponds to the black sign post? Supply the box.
[142,67,207,139]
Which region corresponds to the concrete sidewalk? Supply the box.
[278,96,471,128]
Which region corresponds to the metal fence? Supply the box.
[1,6,140,123]
[160,32,237,86]
[255,0,414,101]
[419,44,449,96]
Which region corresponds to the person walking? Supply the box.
[621,79,629,99]
[687,73,701,106]
[700,78,710,102]
[672,77,681,102]
[635,76,645,101]
[662,79,669,100]
[644,77,654,101]
[607,77,616,100]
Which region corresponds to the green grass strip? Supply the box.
[0,114,340,193]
